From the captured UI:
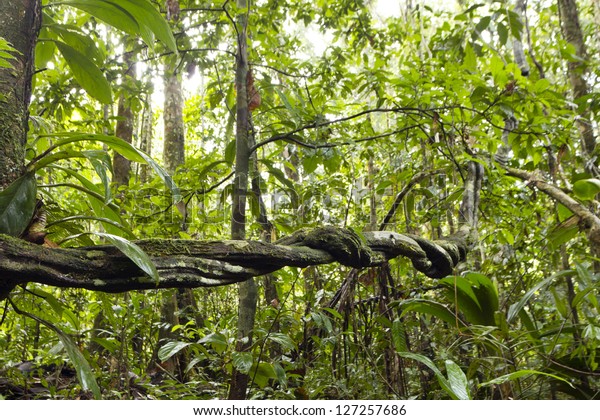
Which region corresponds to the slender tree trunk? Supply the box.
[139,96,153,183]
[163,67,185,174]
[228,0,257,400]
[0,0,41,189]
[113,50,135,186]
[557,0,597,167]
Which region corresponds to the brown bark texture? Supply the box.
[0,226,471,300]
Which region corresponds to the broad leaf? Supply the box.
[267,333,296,350]
[16,309,101,399]
[158,341,191,361]
[445,360,471,400]
[479,369,572,388]
[115,0,177,52]
[0,172,37,237]
[395,298,465,327]
[49,166,130,236]
[54,325,102,399]
[573,178,600,201]
[63,0,139,37]
[398,352,460,400]
[392,318,408,352]
[94,232,159,281]
[32,133,181,202]
[54,41,112,104]
[232,352,254,374]
[46,21,104,63]
[199,332,228,353]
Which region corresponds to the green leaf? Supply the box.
[506,10,524,39]
[90,337,120,353]
[93,232,159,281]
[158,341,191,361]
[199,332,228,353]
[398,352,460,400]
[116,0,177,52]
[49,166,130,236]
[273,362,287,387]
[267,333,296,350]
[573,178,600,201]
[55,326,101,398]
[83,150,112,203]
[0,172,37,237]
[35,29,56,68]
[392,318,408,352]
[445,360,471,400]
[232,352,254,374]
[533,78,550,93]
[507,270,575,323]
[224,139,236,165]
[33,133,181,202]
[63,0,140,37]
[0,37,17,69]
[441,272,498,326]
[548,220,578,249]
[18,310,101,399]
[396,298,465,327]
[54,40,112,104]
[497,22,508,46]
[47,23,104,63]
[250,362,277,388]
[572,284,600,309]
[475,16,491,34]
[31,288,65,318]
[462,43,477,72]
[479,369,572,388]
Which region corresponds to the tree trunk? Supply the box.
[557,0,597,165]
[228,0,258,399]
[163,67,185,174]
[139,97,153,183]
[156,8,190,377]
[0,0,41,189]
[113,50,135,186]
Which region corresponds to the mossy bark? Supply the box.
[0,0,41,189]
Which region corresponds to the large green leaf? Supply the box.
[394,298,466,327]
[445,360,471,400]
[158,341,191,361]
[13,308,101,399]
[94,232,159,282]
[112,0,177,52]
[267,333,297,350]
[398,352,463,400]
[0,172,37,237]
[232,352,254,374]
[573,178,600,201]
[63,0,140,37]
[54,40,112,104]
[32,133,181,202]
[440,272,498,326]
[48,166,130,236]
[391,318,408,352]
[479,369,572,388]
[199,332,228,354]
[45,21,104,63]
[52,325,102,398]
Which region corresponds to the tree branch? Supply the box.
[0,226,471,299]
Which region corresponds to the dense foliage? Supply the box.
[0,0,598,399]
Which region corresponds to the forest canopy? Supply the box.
[0,0,598,400]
